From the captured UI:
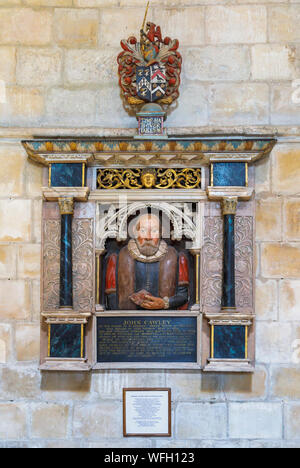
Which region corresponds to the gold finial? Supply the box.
[142,1,150,32]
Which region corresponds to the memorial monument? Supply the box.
[22,4,276,373]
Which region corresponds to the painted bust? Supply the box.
[105,213,189,310]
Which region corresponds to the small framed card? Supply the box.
[123,388,171,437]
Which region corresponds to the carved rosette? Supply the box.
[201,216,253,311]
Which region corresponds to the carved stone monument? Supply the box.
[21,6,277,372]
[23,137,276,372]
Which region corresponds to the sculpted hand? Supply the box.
[141,295,165,310]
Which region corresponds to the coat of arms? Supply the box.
[117,2,182,111]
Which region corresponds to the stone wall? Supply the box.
[0,0,300,128]
[0,0,299,448]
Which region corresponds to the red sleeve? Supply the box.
[179,253,189,286]
[105,254,117,294]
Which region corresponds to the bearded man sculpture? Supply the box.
[105,214,189,310]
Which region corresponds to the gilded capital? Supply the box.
[221,197,238,216]
[58,197,74,215]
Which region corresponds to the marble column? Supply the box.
[221,197,238,311]
[95,250,105,311]
[58,197,74,309]
[190,249,201,308]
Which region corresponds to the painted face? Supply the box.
[141,173,156,189]
[136,215,160,256]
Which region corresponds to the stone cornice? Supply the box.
[205,312,255,326]
[43,187,90,202]
[89,188,207,203]
[207,186,254,201]
[0,125,297,139]
[22,136,276,167]
[42,311,92,324]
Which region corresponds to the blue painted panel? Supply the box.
[51,163,83,187]
[213,163,246,187]
[214,325,245,359]
[50,324,82,358]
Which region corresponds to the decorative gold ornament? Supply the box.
[128,96,145,106]
[221,197,238,216]
[97,168,201,190]
[157,96,173,105]
[141,168,156,188]
[155,168,201,189]
[97,169,143,190]
[58,197,74,215]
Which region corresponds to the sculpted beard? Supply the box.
[136,239,159,256]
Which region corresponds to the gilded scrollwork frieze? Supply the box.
[97,168,202,190]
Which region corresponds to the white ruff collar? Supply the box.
[128,239,168,263]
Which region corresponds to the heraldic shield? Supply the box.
[136,64,167,103]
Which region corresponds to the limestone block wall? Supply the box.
[0,0,300,128]
[0,0,299,448]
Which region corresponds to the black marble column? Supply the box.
[221,198,237,310]
[58,198,74,308]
